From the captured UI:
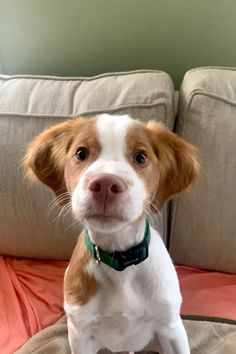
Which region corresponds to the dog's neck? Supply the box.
[84,217,146,253]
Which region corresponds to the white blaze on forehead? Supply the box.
[96,114,134,159]
[72,113,147,225]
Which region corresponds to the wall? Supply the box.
[0,0,236,87]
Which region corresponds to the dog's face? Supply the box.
[24,114,199,232]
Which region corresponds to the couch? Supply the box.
[1,68,236,354]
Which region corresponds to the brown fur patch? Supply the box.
[64,120,101,193]
[125,121,160,211]
[146,121,199,208]
[64,233,100,305]
[23,117,100,204]
[126,120,199,211]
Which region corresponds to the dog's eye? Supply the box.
[76,147,89,161]
[133,151,148,165]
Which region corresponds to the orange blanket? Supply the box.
[0,257,67,354]
[177,265,236,320]
[1,257,236,354]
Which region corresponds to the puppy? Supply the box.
[24,114,199,354]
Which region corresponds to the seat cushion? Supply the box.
[15,315,236,354]
[0,70,176,259]
[170,67,236,273]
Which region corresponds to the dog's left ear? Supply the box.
[146,121,199,209]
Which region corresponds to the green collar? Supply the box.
[83,220,151,271]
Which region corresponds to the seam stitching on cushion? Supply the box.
[0,99,168,118]
[187,90,236,107]
[17,325,67,354]
[0,69,167,82]
[182,315,236,326]
[30,332,67,354]
[185,66,236,75]
[208,331,236,353]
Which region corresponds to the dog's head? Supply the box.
[23,114,199,232]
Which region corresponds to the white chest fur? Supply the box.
[64,227,182,353]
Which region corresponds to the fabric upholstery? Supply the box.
[170,67,236,273]
[0,71,176,259]
[15,315,236,354]
[0,72,176,125]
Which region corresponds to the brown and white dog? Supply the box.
[24,114,199,354]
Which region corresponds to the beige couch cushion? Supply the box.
[170,67,236,273]
[0,70,176,259]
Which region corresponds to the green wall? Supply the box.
[0,0,236,87]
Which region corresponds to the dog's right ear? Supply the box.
[23,118,82,204]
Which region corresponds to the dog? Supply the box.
[24,114,199,354]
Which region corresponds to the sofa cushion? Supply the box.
[170,67,236,273]
[15,314,236,354]
[0,70,175,259]
[0,71,176,124]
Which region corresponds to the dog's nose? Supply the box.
[88,173,126,198]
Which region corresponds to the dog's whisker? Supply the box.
[52,201,72,225]
[144,201,163,229]
[51,191,71,203]
[59,202,70,216]
[65,219,82,232]
[146,200,160,214]
[62,205,73,219]
[48,192,72,217]
[48,198,60,213]
[144,200,162,221]
[144,208,155,226]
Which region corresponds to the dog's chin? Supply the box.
[84,214,128,233]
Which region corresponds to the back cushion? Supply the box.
[170,67,236,274]
[0,70,176,259]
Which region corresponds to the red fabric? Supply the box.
[177,265,236,320]
[2,257,236,354]
[0,257,68,354]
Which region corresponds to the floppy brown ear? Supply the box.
[146,121,199,209]
[23,119,80,204]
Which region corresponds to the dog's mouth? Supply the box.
[84,213,128,232]
[86,213,126,223]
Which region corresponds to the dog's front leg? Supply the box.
[157,316,190,354]
[68,325,102,354]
